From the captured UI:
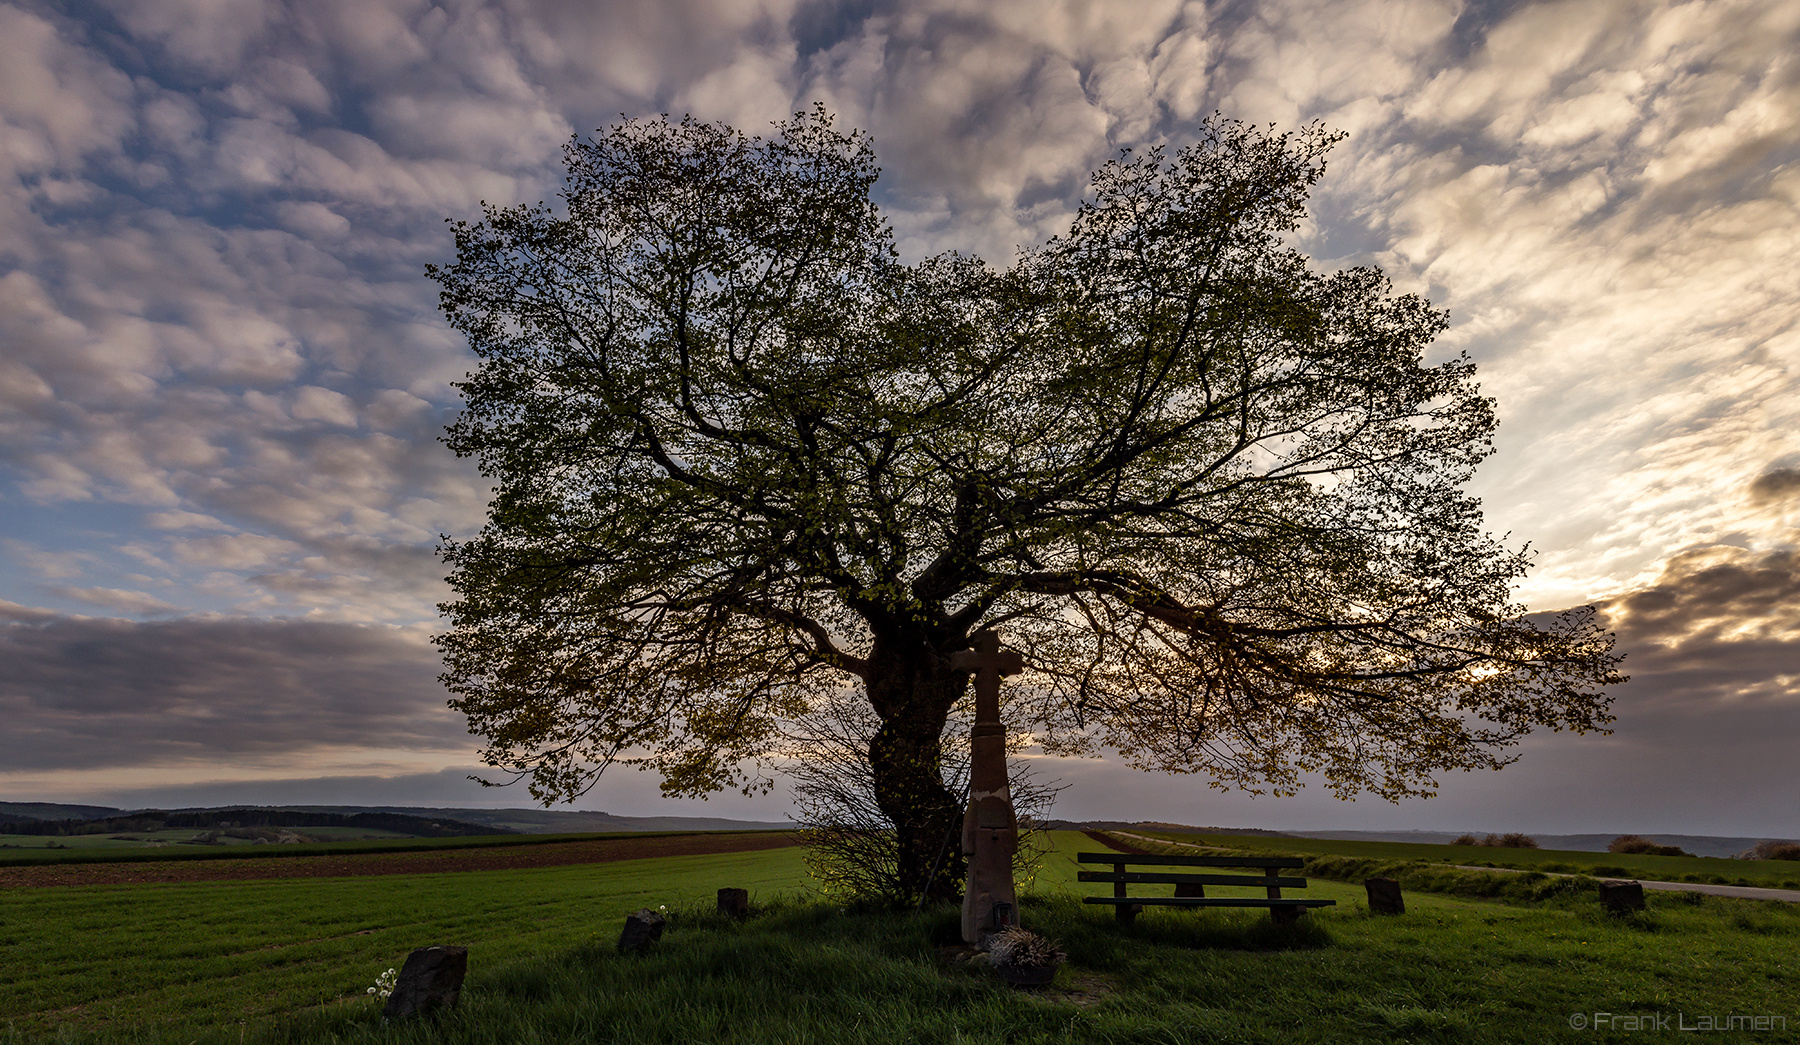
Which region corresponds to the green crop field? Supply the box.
[1123,829,1800,890]
[0,841,812,1036]
[0,829,782,867]
[4,831,1798,1044]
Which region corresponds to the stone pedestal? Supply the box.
[382,945,467,1020]
[1364,877,1405,915]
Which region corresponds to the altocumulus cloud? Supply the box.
[1,0,1797,826]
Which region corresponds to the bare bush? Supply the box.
[784,687,1063,906]
[1451,834,1480,846]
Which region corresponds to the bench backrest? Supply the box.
[1076,852,1303,869]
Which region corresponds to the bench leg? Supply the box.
[1264,866,1297,926]
[1113,861,1139,924]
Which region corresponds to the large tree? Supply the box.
[429,108,1623,901]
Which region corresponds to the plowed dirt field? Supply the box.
[0,832,799,888]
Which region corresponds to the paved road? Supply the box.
[1448,865,1800,903]
[1095,830,1800,904]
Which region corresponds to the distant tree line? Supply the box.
[0,808,508,838]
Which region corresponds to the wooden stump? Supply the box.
[382,945,467,1020]
[1364,877,1405,915]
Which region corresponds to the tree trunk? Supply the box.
[864,630,968,903]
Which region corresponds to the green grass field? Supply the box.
[4,831,1797,1043]
[1127,830,1800,889]
[0,843,811,1036]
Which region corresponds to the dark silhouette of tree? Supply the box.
[428,107,1624,902]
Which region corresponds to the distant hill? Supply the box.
[0,802,124,824]
[0,802,791,836]
[0,807,507,838]
[281,806,794,834]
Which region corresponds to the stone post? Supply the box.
[617,908,667,953]
[1364,877,1405,915]
[382,945,467,1020]
[1599,880,1646,913]
[951,631,1024,945]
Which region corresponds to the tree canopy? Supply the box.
[429,108,1623,899]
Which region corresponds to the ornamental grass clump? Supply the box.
[986,927,1066,970]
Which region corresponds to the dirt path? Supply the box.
[1081,829,1155,854]
[0,832,799,889]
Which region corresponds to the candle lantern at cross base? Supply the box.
[951,631,1025,946]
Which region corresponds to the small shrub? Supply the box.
[1738,840,1800,861]
[1608,834,1693,857]
[1450,832,1539,848]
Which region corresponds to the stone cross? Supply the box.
[951,630,1024,945]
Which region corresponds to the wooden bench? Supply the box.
[1078,851,1336,926]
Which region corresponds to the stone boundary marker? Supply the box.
[618,908,667,953]
[383,945,467,1020]
[1364,877,1405,914]
[1599,880,1646,913]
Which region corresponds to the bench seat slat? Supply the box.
[1076,851,1303,868]
[1084,897,1336,908]
[1078,870,1309,888]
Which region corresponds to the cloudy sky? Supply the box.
[3,0,1797,836]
